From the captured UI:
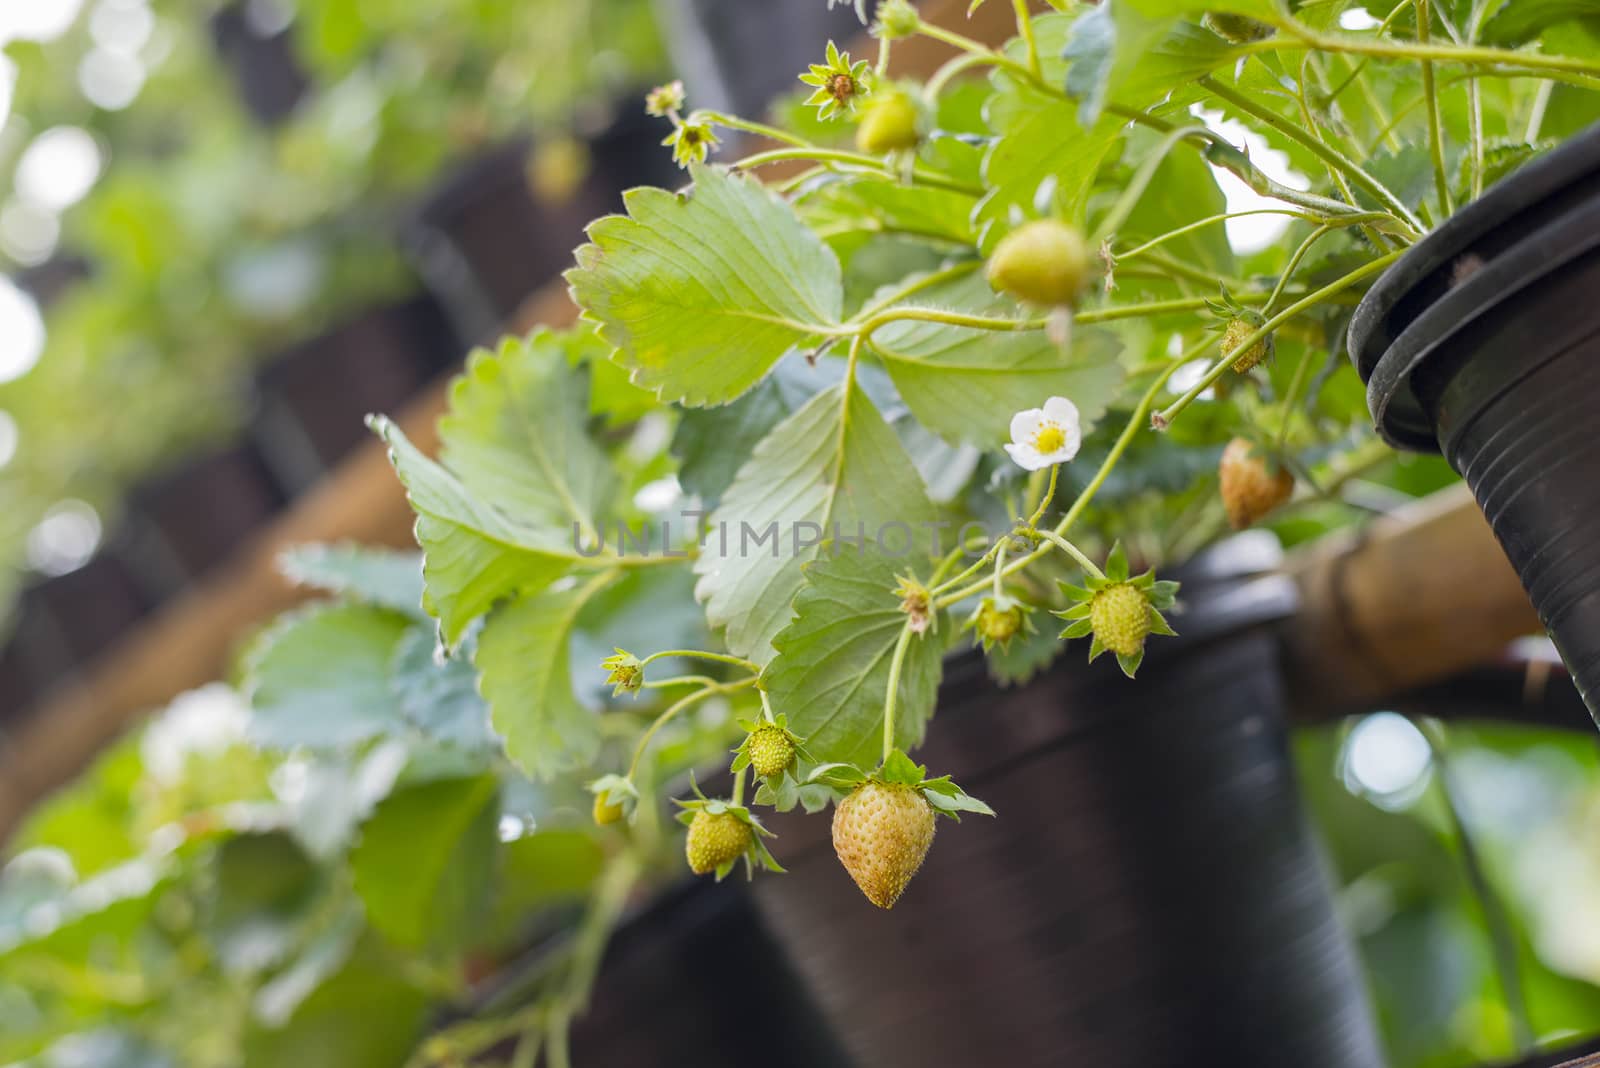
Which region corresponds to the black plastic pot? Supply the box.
[9,556,149,708]
[0,637,37,726]
[406,108,680,342]
[751,542,1384,1068]
[566,880,851,1065]
[249,294,457,496]
[209,1,308,125]
[462,878,849,1066]
[656,0,862,118]
[1349,121,1600,720]
[111,444,285,603]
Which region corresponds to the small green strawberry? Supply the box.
[1055,543,1178,678]
[593,794,625,826]
[685,810,749,875]
[855,88,921,154]
[746,723,797,779]
[588,773,638,826]
[964,594,1033,652]
[1221,316,1273,373]
[675,785,784,881]
[987,219,1091,308]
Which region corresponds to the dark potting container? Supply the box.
[249,294,457,496]
[0,636,37,726]
[112,444,285,603]
[9,556,149,706]
[751,542,1384,1068]
[566,880,852,1066]
[655,0,863,118]
[209,1,308,125]
[407,108,680,342]
[1349,121,1600,720]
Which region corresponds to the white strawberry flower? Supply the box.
[1004,396,1081,470]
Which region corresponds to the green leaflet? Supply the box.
[439,330,614,536]
[350,775,500,951]
[277,544,428,619]
[568,164,845,407]
[869,272,1126,446]
[976,12,1125,246]
[764,549,946,769]
[474,573,614,780]
[243,602,412,751]
[693,383,940,665]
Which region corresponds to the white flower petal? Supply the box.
[1004,442,1050,470]
[1008,408,1043,445]
[1041,396,1080,430]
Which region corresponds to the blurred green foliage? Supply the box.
[0,0,665,612]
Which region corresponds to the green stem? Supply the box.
[731,764,746,806]
[1418,721,1535,1054]
[626,679,755,779]
[1025,464,1060,529]
[856,259,980,317]
[638,649,760,673]
[1154,249,1404,428]
[993,543,1008,600]
[1117,209,1327,260]
[1271,15,1600,77]
[1413,0,1455,217]
[881,623,916,763]
[935,351,1193,609]
[697,111,809,148]
[1012,0,1042,78]
[1525,80,1554,142]
[1034,529,1105,580]
[916,21,1033,83]
[1265,224,1335,315]
[1273,351,1315,453]
[924,50,999,99]
[1199,76,1424,233]
[1110,105,1388,219]
[1092,125,1217,245]
[732,146,984,196]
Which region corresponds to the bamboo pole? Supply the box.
[1279,482,1544,721]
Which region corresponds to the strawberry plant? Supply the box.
[4,0,1600,1064]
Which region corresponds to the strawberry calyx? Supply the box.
[803,749,995,821]
[1053,542,1179,678]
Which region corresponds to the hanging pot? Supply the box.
[249,294,456,496]
[112,444,285,603]
[750,540,1384,1068]
[1348,120,1600,720]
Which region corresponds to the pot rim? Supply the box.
[1348,121,1600,450]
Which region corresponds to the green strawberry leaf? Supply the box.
[568,164,844,407]
[371,329,621,650]
[389,625,497,752]
[350,774,500,952]
[695,383,940,664]
[869,272,1126,445]
[277,544,427,619]
[244,602,412,751]
[764,549,946,768]
[474,573,615,780]
[976,13,1126,245]
[1065,5,1242,127]
[439,330,615,538]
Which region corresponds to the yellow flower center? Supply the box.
[1032,421,1065,454]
